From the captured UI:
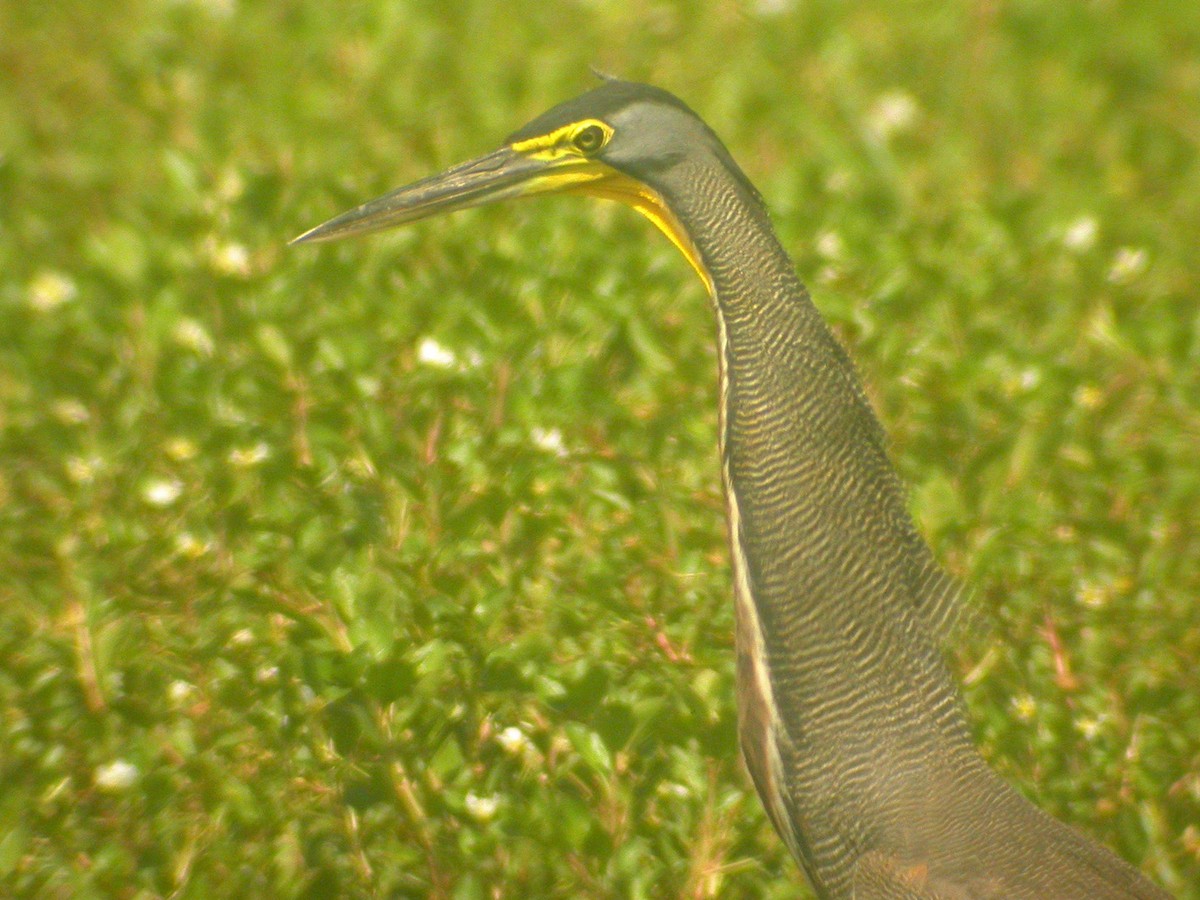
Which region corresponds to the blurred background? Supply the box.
[2,1,1198,896]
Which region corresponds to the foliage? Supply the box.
[1,1,1197,896]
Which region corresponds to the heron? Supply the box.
[293,78,1168,899]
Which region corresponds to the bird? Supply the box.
[293,78,1169,899]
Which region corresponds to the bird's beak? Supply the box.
[290,140,712,294]
[290,146,587,245]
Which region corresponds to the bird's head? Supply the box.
[291,79,755,292]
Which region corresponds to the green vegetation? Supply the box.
[2,1,1197,897]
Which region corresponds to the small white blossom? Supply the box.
[203,236,251,277]
[217,168,245,201]
[27,271,78,312]
[816,231,844,261]
[168,680,196,704]
[497,726,532,755]
[1003,367,1042,397]
[531,426,566,457]
[52,398,90,425]
[1080,580,1104,609]
[174,318,215,355]
[228,443,270,467]
[824,169,852,194]
[1073,384,1104,410]
[867,91,919,139]
[464,791,500,822]
[164,437,199,462]
[417,337,456,368]
[1011,693,1037,722]
[1108,247,1148,284]
[174,532,211,558]
[142,478,182,507]
[95,760,139,791]
[66,456,101,484]
[1062,216,1098,252]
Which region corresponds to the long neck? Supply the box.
[646,155,1167,900]
[659,157,978,888]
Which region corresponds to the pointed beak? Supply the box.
[291,146,569,245]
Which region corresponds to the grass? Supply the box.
[2,1,1198,896]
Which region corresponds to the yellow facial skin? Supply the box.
[509,118,615,159]
[509,119,714,294]
[294,116,714,296]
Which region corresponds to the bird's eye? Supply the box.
[572,124,606,154]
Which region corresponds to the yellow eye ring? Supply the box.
[572,124,606,154]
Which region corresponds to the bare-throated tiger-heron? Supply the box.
[293,79,1168,899]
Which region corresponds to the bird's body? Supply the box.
[295,79,1167,899]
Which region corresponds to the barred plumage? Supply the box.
[294,77,1169,899]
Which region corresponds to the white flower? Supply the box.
[815,231,844,261]
[66,457,101,484]
[1011,694,1037,722]
[142,478,182,507]
[824,169,853,194]
[497,726,532,755]
[417,337,456,368]
[1062,216,1098,252]
[95,760,139,791]
[1108,247,1148,284]
[164,438,199,462]
[228,443,270,467]
[531,426,566,457]
[174,532,211,558]
[217,168,245,201]
[867,91,919,139]
[216,242,250,275]
[203,236,251,277]
[168,680,196,704]
[52,398,90,425]
[1073,384,1104,410]
[464,791,500,822]
[27,271,78,312]
[174,318,215,355]
[1080,580,1104,609]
